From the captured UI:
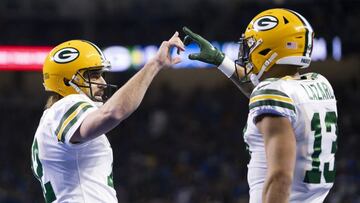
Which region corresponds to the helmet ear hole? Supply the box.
[259,48,271,56]
[283,16,289,24]
[63,78,70,86]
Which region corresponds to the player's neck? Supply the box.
[260,65,300,80]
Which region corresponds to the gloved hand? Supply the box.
[182,26,225,66]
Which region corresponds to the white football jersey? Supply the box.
[244,73,337,203]
[31,94,117,203]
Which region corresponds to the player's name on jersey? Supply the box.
[300,82,335,100]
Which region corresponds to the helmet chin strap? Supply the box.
[69,79,104,107]
[69,78,87,96]
[250,52,278,86]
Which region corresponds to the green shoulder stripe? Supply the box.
[249,100,296,112]
[58,104,92,142]
[251,89,289,99]
[55,101,93,142]
[55,102,87,136]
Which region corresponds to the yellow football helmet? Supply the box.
[43,40,116,101]
[236,8,314,85]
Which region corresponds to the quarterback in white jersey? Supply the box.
[183,8,337,203]
[32,94,116,202]
[31,34,185,202]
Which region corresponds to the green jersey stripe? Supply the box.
[31,138,43,179]
[44,182,57,203]
[251,89,290,99]
[55,102,88,136]
[249,100,296,112]
[59,104,92,142]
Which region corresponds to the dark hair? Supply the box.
[44,92,63,109]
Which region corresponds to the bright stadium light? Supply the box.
[312,38,327,61]
[103,46,131,72]
[332,36,342,61]
[0,46,51,71]
[0,37,342,71]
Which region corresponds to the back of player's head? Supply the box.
[236,8,314,85]
[43,40,112,100]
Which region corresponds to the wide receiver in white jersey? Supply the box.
[183,8,338,203]
[31,34,184,202]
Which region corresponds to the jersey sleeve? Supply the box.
[52,95,97,146]
[248,84,297,125]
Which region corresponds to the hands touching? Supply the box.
[182,26,253,97]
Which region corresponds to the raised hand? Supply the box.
[182,26,224,66]
[154,31,185,69]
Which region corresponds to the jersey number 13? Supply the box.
[304,111,338,184]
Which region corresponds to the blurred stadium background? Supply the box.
[0,0,359,202]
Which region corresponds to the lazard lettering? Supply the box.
[301,82,335,100]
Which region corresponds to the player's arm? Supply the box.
[255,114,296,203]
[182,27,253,98]
[70,32,185,143]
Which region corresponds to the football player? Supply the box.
[31,32,184,202]
[183,8,338,203]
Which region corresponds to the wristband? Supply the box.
[217,56,235,78]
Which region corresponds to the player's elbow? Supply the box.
[100,106,130,124]
[267,169,293,190]
[263,170,293,203]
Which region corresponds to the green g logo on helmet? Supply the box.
[53,48,80,64]
[253,16,279,31]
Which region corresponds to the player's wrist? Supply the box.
[145,58,163,73]
[217,55,235,78]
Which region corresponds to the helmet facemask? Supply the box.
[235,34,263,85]
[68,67,118,103]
